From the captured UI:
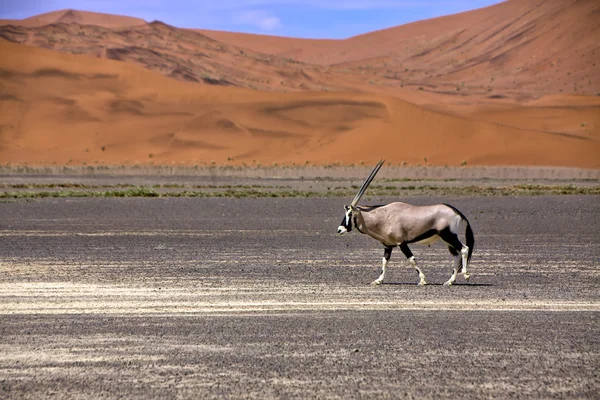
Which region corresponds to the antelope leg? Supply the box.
[400,242,427,286]
[371,246,392,286]
[444,253,461,286]
[461,245,471,281]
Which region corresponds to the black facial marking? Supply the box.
[340,209,353,232]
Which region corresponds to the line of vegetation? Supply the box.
[0,183,289,190]
[0,183,137,189]
[1,184,598,199]
[0,188,321,199]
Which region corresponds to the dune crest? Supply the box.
[0,9,146,28]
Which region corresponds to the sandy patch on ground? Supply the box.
[2,280,599,315]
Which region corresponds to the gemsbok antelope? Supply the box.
[337,160,474,286]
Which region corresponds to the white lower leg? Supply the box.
[461,246,470,281]
[371,257,387,285]
[444,269,458,286]
[409,256,427,286]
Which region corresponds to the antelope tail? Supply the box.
[465,221,474,262]
[444,203,474,262]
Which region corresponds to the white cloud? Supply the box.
[257,16,282,30]
[233,10,282,31]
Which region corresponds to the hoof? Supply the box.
[371,280,382,286]
[464,274,471,282]
[443,280,454,286]
[417,281,428,286]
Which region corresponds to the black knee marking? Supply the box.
[399,242,413,259]
[383,246,393,261]
[401,243,420,276]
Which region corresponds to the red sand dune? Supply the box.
[0,9,146,28]
[0,19,341,92]
[199,0,600,97]
[0,1,598,168]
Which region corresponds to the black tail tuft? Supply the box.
[465,222,474,262]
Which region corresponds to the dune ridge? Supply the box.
[0,9,146,28]
[0,1,599,168]
[198,0,600,97]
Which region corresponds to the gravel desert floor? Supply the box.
[1,195,599,399]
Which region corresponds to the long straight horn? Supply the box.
[350,159,385,207]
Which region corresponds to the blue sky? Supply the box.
[1,0,504,39]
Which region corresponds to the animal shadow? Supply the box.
[382,282,494,287]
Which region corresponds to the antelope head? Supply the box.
[337,160,384,235]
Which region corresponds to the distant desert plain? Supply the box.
[1,0,599,168]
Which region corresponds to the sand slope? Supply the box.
[2,0,599,97]
[1,39,598,167]
[0,9,146,28]
[200,0,600,97]
[0,20,347,93]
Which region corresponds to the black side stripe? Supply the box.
[406,229,438,244]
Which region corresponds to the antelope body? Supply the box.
[337,161,474,286]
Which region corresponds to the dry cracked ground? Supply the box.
[0,195,599,399]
